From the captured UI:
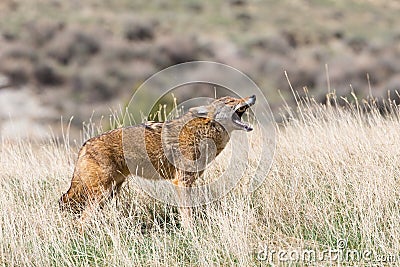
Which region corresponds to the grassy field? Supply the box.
[1,95,400,266]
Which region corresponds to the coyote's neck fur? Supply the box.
[164,113,230,158]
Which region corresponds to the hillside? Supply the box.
[1,0,400,139]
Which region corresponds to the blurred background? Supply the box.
[0,0,400,140]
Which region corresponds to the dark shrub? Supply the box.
[46,28,101,65]
[152,36,199,68]
[0,58,32,85]
[71,64,118,102]
[33,60,64,85]
[124,20,155,41]
[25,20,64,47]
[2,43,37,62]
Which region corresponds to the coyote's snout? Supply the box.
[59,95,256,227]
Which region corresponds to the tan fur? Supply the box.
[59,95,256,227]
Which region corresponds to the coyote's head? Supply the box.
[189,95,256,132]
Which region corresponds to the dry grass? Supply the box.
[1,95,400,266]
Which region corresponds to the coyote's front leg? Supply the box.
[172,171,196,229]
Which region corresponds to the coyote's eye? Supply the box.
[236,106,246,113]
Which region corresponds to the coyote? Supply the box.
[59,95,256,227]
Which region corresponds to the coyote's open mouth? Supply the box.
[232,95,256,131]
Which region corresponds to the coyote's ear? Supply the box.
[189,106,209,117]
